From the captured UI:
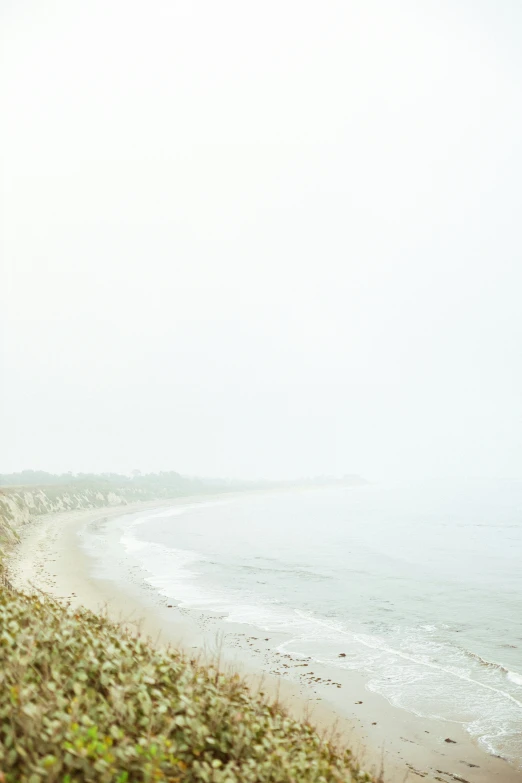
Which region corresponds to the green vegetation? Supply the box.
[0,471,207,493]
[0,585,375,783]
[0,470,366,492]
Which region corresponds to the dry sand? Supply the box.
[6,500,522,783]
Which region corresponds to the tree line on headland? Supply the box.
[0,469,367,492]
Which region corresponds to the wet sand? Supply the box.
[6,500,522,783]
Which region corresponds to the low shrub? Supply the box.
[0,586,374,782]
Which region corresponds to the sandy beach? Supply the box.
[6,499,522,783]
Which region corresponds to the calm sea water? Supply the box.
[85,481,522,766]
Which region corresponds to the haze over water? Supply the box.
[85,481,522,767]
[4,2,522,767]
[3,1,522,484]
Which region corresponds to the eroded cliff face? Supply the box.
[0,486,150,556]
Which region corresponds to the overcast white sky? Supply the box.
[1,0,522,480]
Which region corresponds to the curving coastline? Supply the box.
[4,499,522,783]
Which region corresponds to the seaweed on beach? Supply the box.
[0,585,375,783]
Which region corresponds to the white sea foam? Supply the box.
[507,670,522,687]
[88,485,522,769]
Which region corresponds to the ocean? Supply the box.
[83,480,522,767]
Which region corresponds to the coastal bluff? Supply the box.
[0,472,213,557]
[0,484,147,554]
[0,471,367,560]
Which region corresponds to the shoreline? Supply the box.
[6,498,522,783]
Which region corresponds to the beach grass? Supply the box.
[0,582,376,783]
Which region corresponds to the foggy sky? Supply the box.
[1,0,522,481]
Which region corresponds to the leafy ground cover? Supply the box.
[0,584,376,782]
